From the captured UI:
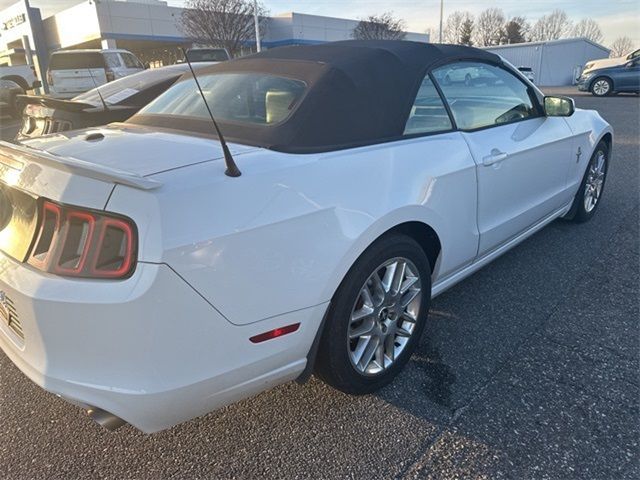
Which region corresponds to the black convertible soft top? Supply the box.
[130,40,503,152]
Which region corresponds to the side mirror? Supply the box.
[544,96,575,117]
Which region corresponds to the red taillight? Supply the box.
[249,323,300,343]
[27,199,137,279]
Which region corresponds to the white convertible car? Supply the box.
[0,41,612,433]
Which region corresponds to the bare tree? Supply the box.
[459,18,474,46]
[443,11,473,44]
[609,36,634,57]
[474,8,505,47]
[530,9,572,41]
[503,16,529,44]
[181,0,268,57]
[572,18,603,44]
[352,12,407,41]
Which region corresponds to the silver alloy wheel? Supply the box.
[347,257,422,376]
[593,79,610,96]
[584,150,606,213]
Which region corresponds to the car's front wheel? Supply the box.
[591,77,612,96]
[315,233,431,394]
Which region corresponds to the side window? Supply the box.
[103,53,121,69]
[121,53,143,69]
[404,75,453,135]
[433,62,539,131]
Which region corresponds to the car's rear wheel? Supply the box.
[591,77,612,97]
[568,141,609,223]
[315,233,431,394]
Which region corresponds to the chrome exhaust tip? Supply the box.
[87,407,127,431]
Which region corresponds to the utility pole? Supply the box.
[438,0,444,43]
[253,0,262,52]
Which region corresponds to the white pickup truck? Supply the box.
[0,64,41,91]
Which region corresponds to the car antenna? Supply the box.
[86,68,109,112]
[180,47,241,178]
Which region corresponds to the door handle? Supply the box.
[482,149,508,166]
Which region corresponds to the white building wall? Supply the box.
[486,38,610,86]
[0,1,37,54]
[43,1,101,49]
[0,0,48,90]
[264,14,294,45]
[263,12,429,47]
[538,40,611,85]
[96,0,183,42]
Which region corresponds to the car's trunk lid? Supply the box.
[1,122,256,265]
[22,124,258,178]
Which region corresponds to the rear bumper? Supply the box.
[0,254,324,432]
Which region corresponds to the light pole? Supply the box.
[438,0,444,43]
[253,0,262,52]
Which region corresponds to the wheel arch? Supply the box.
[321,211,445,306]
[0,75,28,91]
[581,131,613,182]
[599,132,613,154]
[384,221,442,274]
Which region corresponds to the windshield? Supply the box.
[138,73,307,126]
[73,67,183,106]
[627,49,640,60]
[187,49,229,62]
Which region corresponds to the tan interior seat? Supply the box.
[266,90,296,124]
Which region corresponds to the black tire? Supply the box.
[9,88,24,118]
[1,75,29,91]
[591,77,612,97]
[567,141,609,223]
[315,233,431,395]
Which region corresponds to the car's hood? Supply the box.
[21,124,259,177]
[583,57,624,73]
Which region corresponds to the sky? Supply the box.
[2,0,639,46]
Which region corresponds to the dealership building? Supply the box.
[1,0,610,91]
[0,0,429,92]
[484,38,610,86]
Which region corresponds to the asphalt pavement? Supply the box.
[1,88,638,479]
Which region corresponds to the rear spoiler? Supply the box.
[0,140,162,191]
[16,94,97,112]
